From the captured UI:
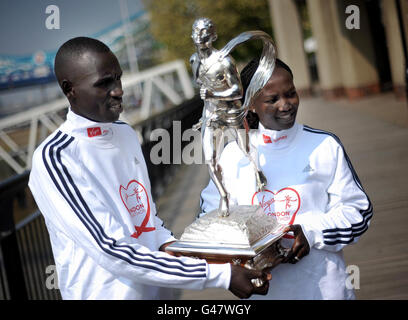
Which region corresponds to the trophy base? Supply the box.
[166,205,287,269]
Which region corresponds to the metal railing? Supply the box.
[0,95,203,300]
[0,60,194,176]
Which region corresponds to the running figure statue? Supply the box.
[190,17,276,216]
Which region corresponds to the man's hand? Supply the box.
[282,224,310,264]
[229,265,271,299]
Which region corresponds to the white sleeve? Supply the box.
[295,138,373,252]
[28,140,230,291]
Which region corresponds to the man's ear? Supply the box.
[61,80,74,99]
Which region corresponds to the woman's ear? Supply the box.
[61,80,74,99]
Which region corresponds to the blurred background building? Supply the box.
[270,0,407,101]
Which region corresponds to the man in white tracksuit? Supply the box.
[28,37,270,300]
[200,58,373,299]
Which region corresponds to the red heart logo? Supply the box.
[252,187,301,226]
[120,180,155,238]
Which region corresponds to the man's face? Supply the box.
[69,51,123,122]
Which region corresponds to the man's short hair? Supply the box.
[54,37,111,82]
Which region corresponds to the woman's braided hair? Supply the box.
[240,58,293,129]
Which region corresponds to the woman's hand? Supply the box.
[282,224,310,264]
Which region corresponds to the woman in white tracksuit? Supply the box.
[199,58,373,300]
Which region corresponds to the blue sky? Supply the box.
[0,0,144,55]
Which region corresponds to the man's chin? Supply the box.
[105,105,123,122]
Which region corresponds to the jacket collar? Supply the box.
[63,109,115,142]
[255,122,300,150]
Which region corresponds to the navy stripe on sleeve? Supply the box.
[42,131,207,278]
[303,126,373,246]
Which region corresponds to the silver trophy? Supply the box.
[166,18,287,285]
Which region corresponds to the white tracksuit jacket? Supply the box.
[28,110,231,300]
[200,122,373,299]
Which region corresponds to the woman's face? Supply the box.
[252,67,299,131]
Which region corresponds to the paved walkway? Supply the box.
[155,92,408,300]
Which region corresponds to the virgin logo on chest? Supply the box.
[252,187,301,226]
[119,179,155,238]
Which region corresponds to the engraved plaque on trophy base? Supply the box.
[166,205,287,270]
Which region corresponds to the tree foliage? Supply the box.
[144,0,272,69]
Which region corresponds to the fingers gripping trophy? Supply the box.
[167,18,288,285]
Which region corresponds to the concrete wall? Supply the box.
[268,0,311,96]
[268,0,406,100]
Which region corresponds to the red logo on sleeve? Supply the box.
[87,127,102,137]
